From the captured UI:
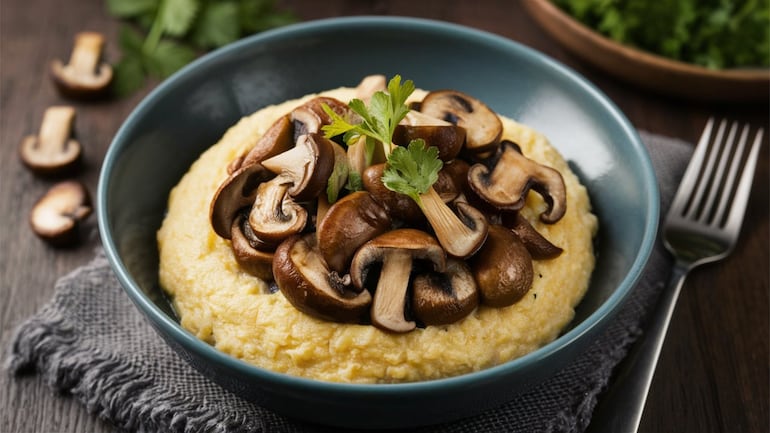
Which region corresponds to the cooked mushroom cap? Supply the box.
[503,212,563,260]
[317,191,391,275]
[350,229,446,333]
[230,213,275,281]
[291,96,351,137]
[19,106,81,176]
[273,233,372,323]
[412,258,479,326]
[50,32,112,100]
[210,163,274,239]
[248,175,308,244]
[29,180,92,246]
[470,225,533,308]
[260,133,336,202]
[393,110,466,161]
[355,74,387,101]
[240,114,295,168]
[361,163,423,223]
[468,140,567,223]
[419,90,502,155]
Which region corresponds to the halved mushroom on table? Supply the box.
[20,106,82,176]
[50,32,112,100]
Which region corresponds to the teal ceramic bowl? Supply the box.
[98,16,659,429]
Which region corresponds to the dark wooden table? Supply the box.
[2,1,767,432]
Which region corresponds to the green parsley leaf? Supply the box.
[145,38,197,77]
[112,54,147,97]
[326,158,350,204]
[322,74,415,161]
[382,139,443,205]
[158,0,199,37]
[107,0,158,18]
[191,1,240,48]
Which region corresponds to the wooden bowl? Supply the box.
[523,0,770,102]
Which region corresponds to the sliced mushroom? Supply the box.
[419,90,502,155]
[412,258,478,326]
[502,212,563,260]
[210,163,274,239]
[470,225,533,308]
[419,187,489,259]
[355,74,386,102]
[347,135,387,178]
[50,32,112,99]
[273,233,371,323]
[230,213,275,280]
[29,180,92,247]
[239,114,295,169]
[291,96,351,138]
[248,174,308,244]
[361,163,423,223]
[350,229,446,333]
[19,106,81,176]
[260,133,336,202]
[317,191,391,275]
[468,140,567,224]
[393,110,466,161]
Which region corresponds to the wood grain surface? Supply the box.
[1,1,767,432]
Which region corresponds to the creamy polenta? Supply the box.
[157,86,598,383]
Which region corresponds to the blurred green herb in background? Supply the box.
[552,0,770,69]
[106,0,296,96]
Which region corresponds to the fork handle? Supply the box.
[585,262,689,433]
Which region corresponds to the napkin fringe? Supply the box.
[4,256,255,433]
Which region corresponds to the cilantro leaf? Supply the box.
[382,139,442,205]
[145,39,197,77]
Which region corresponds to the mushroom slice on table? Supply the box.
[230,213,275,281]
[418,90,502,156]
[316,191,391,275]
[210,163,274,239]
[412,258,479,326]
[19,106,81,176]
[29,180,92,247]
[468,140,567,224]
[503,212,563,260]
[50,32,112,99]
[393,110,466,161]
[273,233,371,323]
[248,174,308,244]
[350,229,447,333]
[260,133,336,202]
[470,225,534,308]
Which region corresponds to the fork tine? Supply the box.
[699,121,739,224]
[669,118,715,217]
[722,127,763,233]
[684,119,727,220]
[711,124,749,225]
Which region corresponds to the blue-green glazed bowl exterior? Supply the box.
[98,16,659,429]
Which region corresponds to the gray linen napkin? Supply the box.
[5,132,692,433]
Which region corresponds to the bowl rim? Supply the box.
[98,15,660,393]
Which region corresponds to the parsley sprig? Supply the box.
[321,75,443,206]
[322,75,415,159]
[105,0,296,96]
[381,140,443,205]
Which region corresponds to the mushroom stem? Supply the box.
[38,106,75,148]
[418,187,488,258]
[69,32,103,75]
[371,251,416,333]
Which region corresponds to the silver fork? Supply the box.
[587,119,764,433]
